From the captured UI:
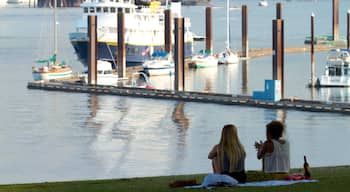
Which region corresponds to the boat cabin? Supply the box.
[325,49,350,77]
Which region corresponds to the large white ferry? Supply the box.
[69,0,194,66]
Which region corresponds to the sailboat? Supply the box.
[32,0,72,81]
[218,0,239,64]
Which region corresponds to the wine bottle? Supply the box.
[303,155,311,179]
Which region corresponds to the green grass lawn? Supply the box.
[1,166,349,192]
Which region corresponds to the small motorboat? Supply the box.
[315,49,350,87]
[80,60,119,86]
[142,52,174,76]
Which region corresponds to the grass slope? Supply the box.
[0,166,349,192]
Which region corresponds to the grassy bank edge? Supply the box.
[1,165,350,192]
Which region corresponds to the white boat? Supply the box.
[189,50,218,68]
[81,60,119,85]
[32,0,73,81]
[142,52,174,76]
[259,0,268,7]
[218,0,239,64]
[316,49,350,87]
[69,0,194,66]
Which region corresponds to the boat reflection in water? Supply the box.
[317,87,350,103]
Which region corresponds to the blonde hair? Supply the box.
[218,124,246,172]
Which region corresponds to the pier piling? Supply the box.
[174,17,185,91]
[333,0,339,41]
[241,5,248,58]
[164,9,172,54]
[242,60,249,95]
[272,19,284,98]
[347,10,350,50]
[276,2,282,19]
[310,13,315,87]
[205,6,213,52]
[117,9,126,78]
[88,15,97,85]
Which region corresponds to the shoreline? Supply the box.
[1,165,349,189]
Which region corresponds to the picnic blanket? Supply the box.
[185,173,318,189]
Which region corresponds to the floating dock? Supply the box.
[27,81,350,115]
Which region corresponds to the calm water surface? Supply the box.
[1,0,350,184]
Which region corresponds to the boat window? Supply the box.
[103,7,109,13]
[98,70,103,74]
[335,67,342,76]
[84,7,88,13]
[96,7,102,13]
[125,8,130,13]
[104,70,112,75]
[329,67,335,76]
[344,69,348,75]
[111,7,116,13]
[89,7,95,13]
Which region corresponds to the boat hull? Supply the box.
[70,38,194,67]
[189,56,218,68]
[32,69,73,81]
[318,76,350,87]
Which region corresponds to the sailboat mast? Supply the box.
[54,0,58,58]
[226,0,230,49]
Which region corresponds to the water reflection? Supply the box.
[85,95,132,175]
[317,87,350,103]
[187,67,218,93]
[172,102,190,145]
[242,60,249,95]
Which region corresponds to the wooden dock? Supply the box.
[27,81,350,115]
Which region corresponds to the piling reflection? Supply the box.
[171,102,190,161]
[242,60,249,95]
[85,95,132,174]
[186,67,218,93]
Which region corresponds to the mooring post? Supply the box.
[276,2,282,19]
[164,9,172,54]
[333,0,339,41]
[241,5,248,58]
[117,9,126,78]
[205,6,213,52]
[272,19,284,98]
[310,13,315,87]
[88,15,97,85]
[174,17,185,92]
[347,10,350,50]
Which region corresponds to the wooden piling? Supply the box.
[333,0,339,41]
[88,15,97,85]
[174,17,185,91]
[347,10,350,50]
[272,19,284,98]
[205,6,213,52]
[276,2,282,19]
[241,5,248,58]
[164,9,172,54]
[117,9,126,78]
[311,13,315,87]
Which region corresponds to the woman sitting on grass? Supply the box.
[208,124,247,183]
[255,120,290,176]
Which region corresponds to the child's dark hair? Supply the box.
[266,120,284,139]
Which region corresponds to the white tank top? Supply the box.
[263,139,290,173]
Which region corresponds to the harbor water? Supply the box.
[1,0,350,184]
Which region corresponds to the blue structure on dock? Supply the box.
[253,80,281,102]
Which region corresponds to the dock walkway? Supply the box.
[27,81,350,115]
